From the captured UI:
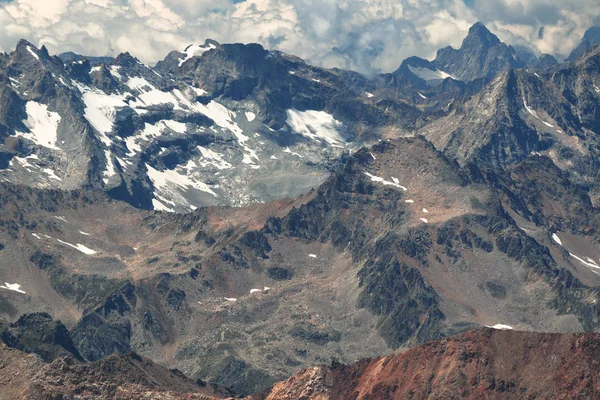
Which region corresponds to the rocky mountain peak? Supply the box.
[432,22,525,82]
[463,21,502,49]
[113,52,139,67]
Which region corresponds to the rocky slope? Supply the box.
[4,329,600,399]
[254,328,600,400]
[0,342,219,399]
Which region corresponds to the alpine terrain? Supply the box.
[1,19,600,399]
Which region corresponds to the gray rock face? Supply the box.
[432,22,526,82]
[567,26,600,62]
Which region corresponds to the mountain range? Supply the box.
[1,21,600,398]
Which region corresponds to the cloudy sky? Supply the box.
[0,0,598,74]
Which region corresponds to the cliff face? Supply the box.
[253,328,600,400]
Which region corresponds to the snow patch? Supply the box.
[408,65,453,81]
[420,218,429,223]
[364,172,407,191]
[82,90,126,146]
[54,216,68,223]
[422,208,429,213]
[309,254,317,258]
[570,253,600,270]
[417,92,427,99]
[43,168,62,181]
[286,109,347,144]
[57,239,97,255]
[523,97,538,118]
[245,112,256,122]
[365,92,374,98]
[486,324,513,330]
[283,147,304,158]
[224,297,237,302]
[26,46,40,61]
[197,146,232,170]
[250,289,262,294]
[0,282,26,294]
[178,43,216,66]
[163,120,186,134]
[146,163,218,207]
[405,200,414,203]
[32,233,41,239]
[125,76,153,92]
[79,231,91,236]
[14,102,61,150]
[551,233,562,246]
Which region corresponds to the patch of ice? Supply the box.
[408,65,453,81]
[420,218,429,223]
[245,112,256,122]
[551,233,562,246]
[14,102,61,150]
[56,239,97,255]
[178,43,216,67]
[364,172,407,191]
[486,324,513,330]
[285,109,347,144]
[0,282,26,294]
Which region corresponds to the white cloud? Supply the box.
[0,0,598,73]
